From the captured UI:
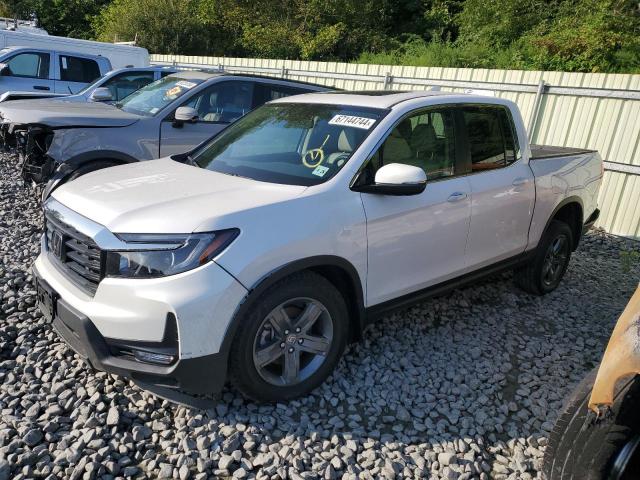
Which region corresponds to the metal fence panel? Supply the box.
[152,54,640,239]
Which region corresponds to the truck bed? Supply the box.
[530,144,597,160]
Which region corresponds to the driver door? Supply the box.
[0,50,54,94]
[159,81,253,157]
[358,107,472,306]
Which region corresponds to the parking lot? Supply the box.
[0,150,638,479]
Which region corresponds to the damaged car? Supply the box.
[544,285,640,480]
[0,70,329,195]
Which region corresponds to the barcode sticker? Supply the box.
[328,115,376,130]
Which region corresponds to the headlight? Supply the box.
[105,229,239,278]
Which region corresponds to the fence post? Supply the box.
[281,65,288,79]
[383,72,392,90]
[528,79,547,140]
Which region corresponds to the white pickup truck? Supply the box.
[33,91,602,404]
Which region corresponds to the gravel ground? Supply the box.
[1,151,639,480]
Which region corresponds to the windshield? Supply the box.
[193,103,385,186]
[116,75,202,116]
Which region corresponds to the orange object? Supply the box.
[589,285,640,414]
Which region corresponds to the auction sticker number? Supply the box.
[328,115,376,130]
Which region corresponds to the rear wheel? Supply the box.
[228,271,349,401]
[515,220,573,295]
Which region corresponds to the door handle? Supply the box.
[512,177,529,186]
[33,85,50,91]
[447,192,468,202]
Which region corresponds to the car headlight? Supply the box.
[105,229,239,278]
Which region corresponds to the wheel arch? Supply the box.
[58,150,138,173]
[219,256,366,359]
[546,196,584,250]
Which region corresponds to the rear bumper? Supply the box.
[52,297,227,399]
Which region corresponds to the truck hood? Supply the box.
[0,99,140,128]
[51,158,308,233]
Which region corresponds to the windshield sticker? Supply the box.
[312,165,329,177]
[176,80,197,89]
[328,115,376,130]
[165,86,183,98]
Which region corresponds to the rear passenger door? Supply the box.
[55,53,101,94]
[461,105,535,269]
[159,80,253,157]
[356,106,472,306]
[0,50,54,94]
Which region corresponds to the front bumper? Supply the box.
[51,294,226,401]
[33,248,248,401]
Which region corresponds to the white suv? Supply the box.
[33,91,602,403]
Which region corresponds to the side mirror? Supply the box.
[0,63,10,76]
[89,87,113,102]
[353,163,427,196]
[174,106,199,125]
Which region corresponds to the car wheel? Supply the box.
[543,368,640,480]
[228,271,349,402]
[515,220,573,295]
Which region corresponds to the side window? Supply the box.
[184,81,253,123]
[6,52,49,79]
[360,108,457,184]
[103,71,155,101]
[253,83,308,107]
[59,56,101,83]
[499,108,520,165]
[461,106,519,171]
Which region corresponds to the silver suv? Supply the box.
[0,71,329,193]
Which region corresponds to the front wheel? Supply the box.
[515,220,573,295]
[228,271,349,402]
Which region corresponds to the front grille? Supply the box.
[45,212,103,295]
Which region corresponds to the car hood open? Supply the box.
[51,158,308,233]
[0,99,140,128]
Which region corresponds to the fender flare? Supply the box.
[542,195,585,249]
[216,255,367,362]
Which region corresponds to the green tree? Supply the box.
[94,0,235,55]
[0,0,110,38]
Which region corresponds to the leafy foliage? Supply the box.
[0,0,637,72]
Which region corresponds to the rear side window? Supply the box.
[253,83,309,107]
[462,106,519,171]
[6,52,49,79]
[59,55,101,83]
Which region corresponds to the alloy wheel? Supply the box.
[252,297,333,386]
[542,234,569,287]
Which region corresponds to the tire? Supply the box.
[228,271,349,402]
[515,220,573,295]
[543,369,640,480]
